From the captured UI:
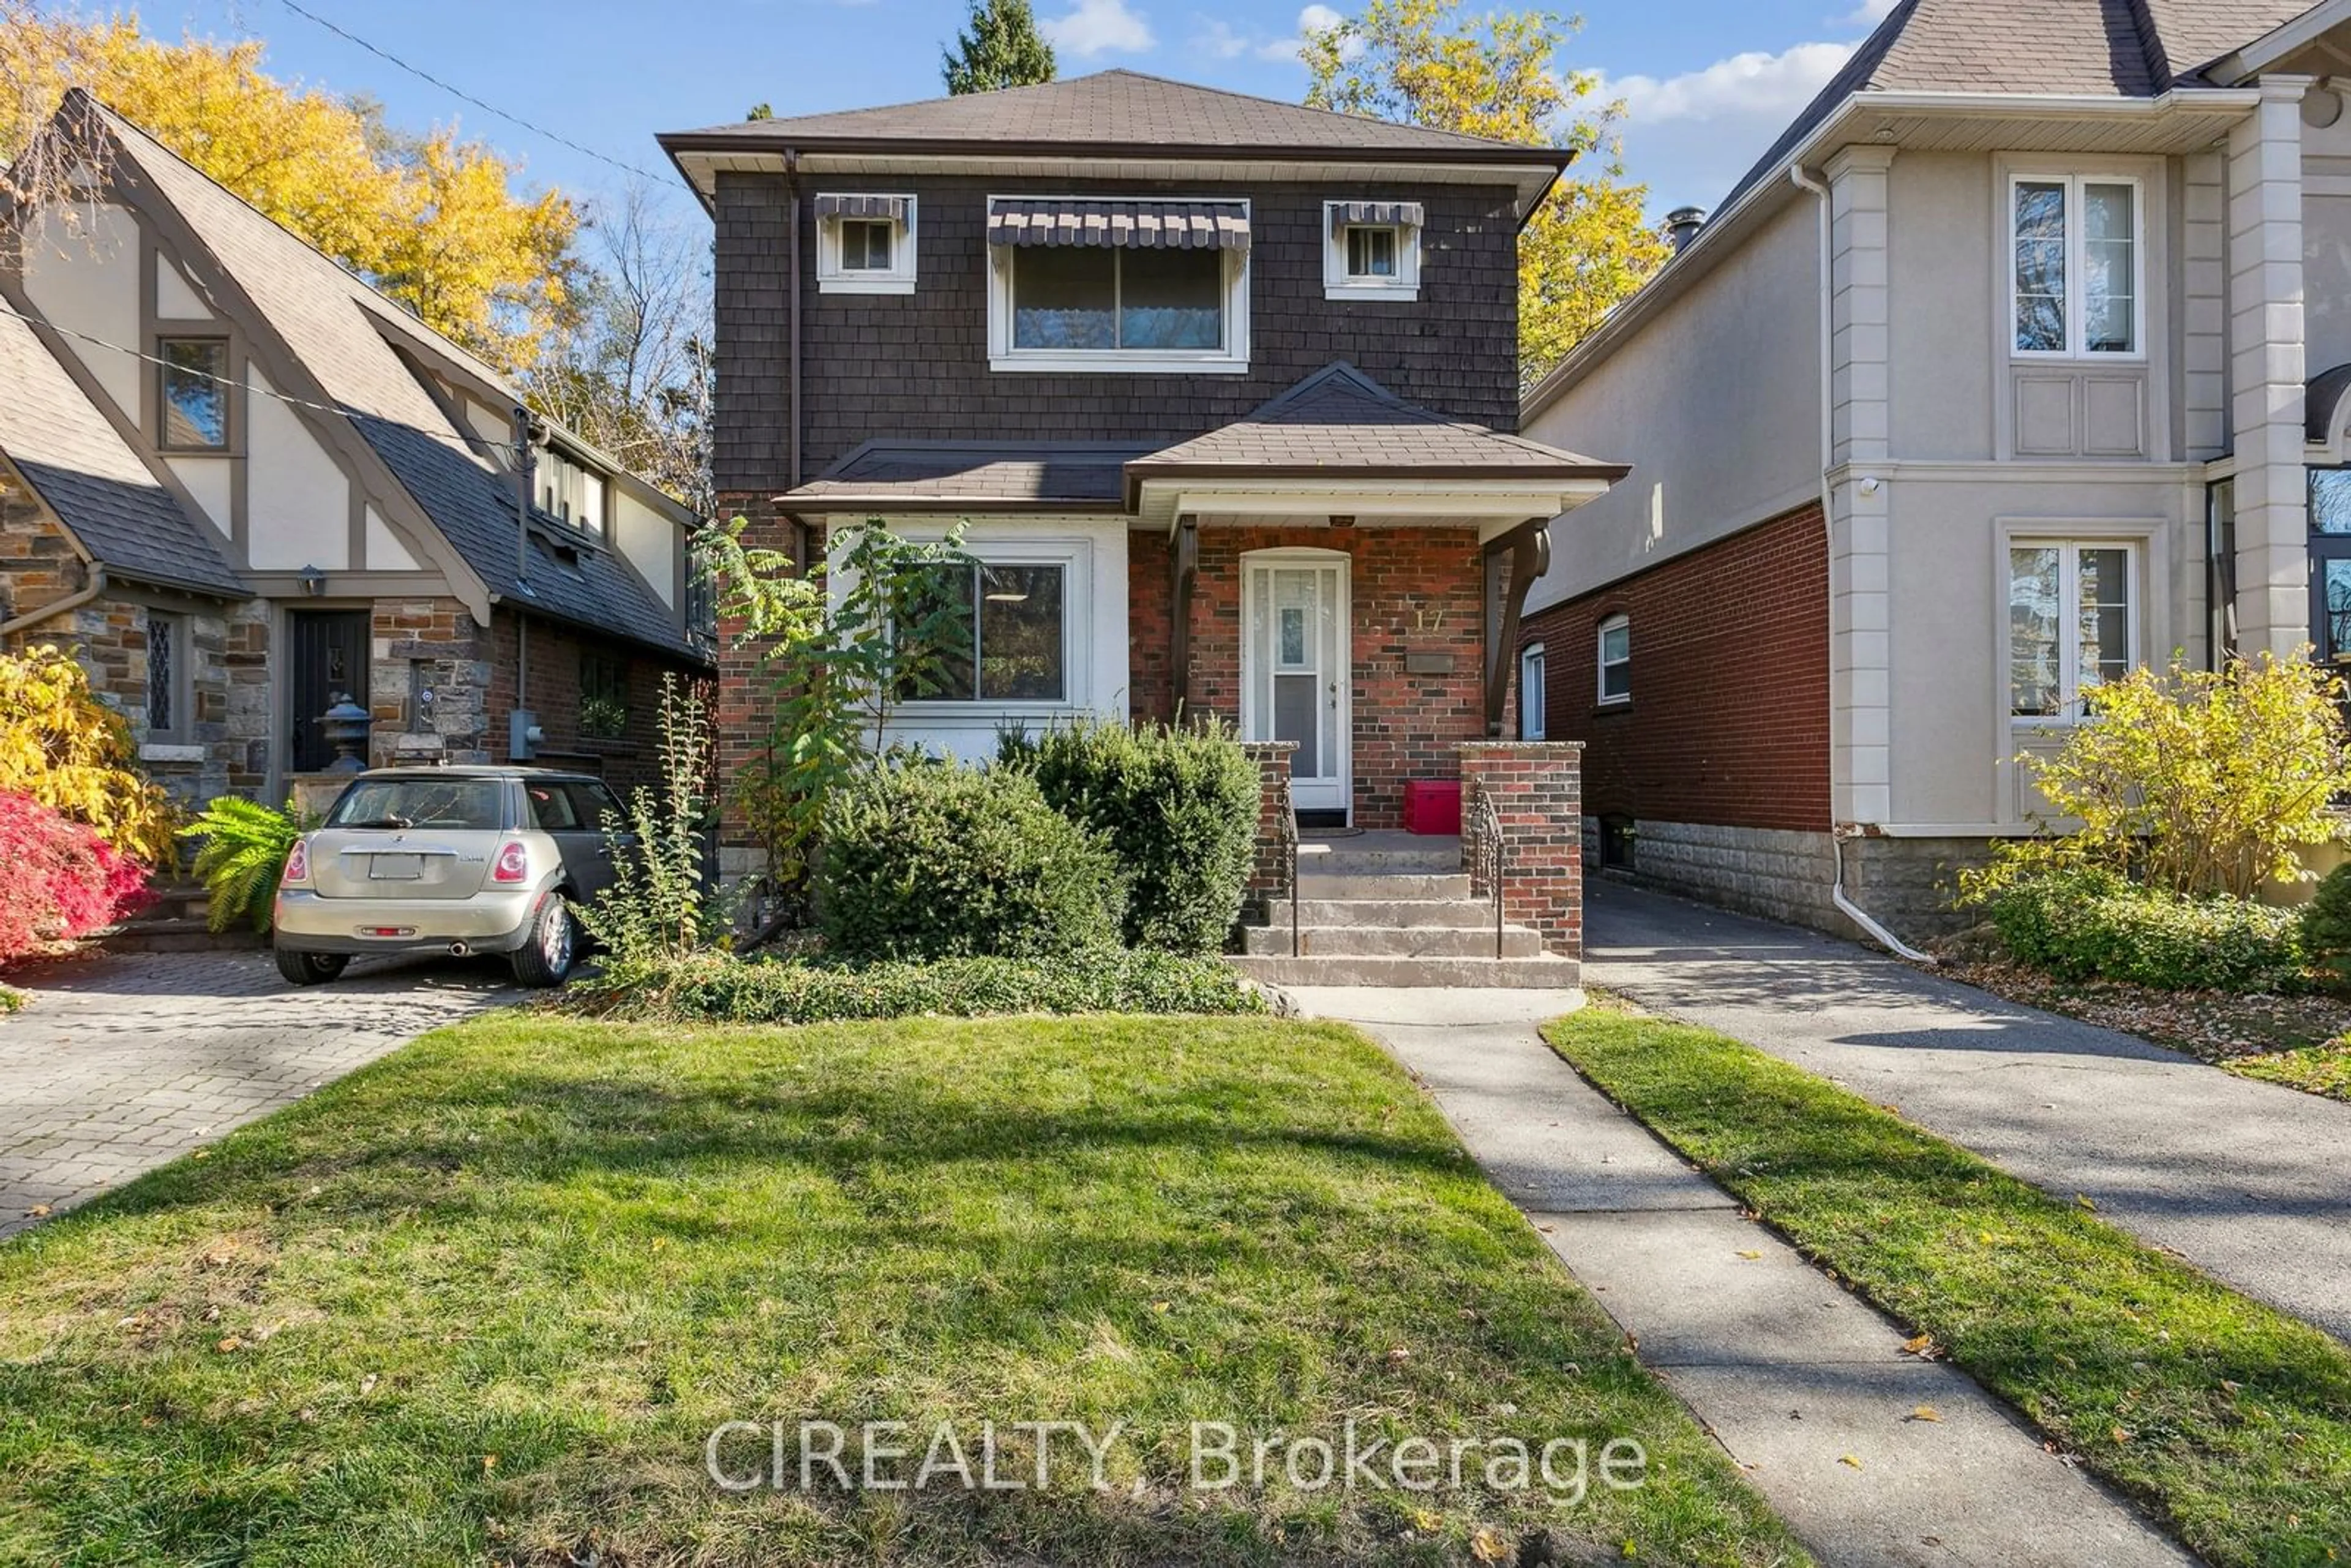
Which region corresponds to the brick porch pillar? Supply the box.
[1241,741,1297,898]
[1458,741,1584,959]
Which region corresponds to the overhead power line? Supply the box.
[272,0,670,185]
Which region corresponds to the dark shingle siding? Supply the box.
[714,174,1523,496]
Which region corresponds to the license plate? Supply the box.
[369,853,424,880]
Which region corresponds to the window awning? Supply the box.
[1329,200,1424,235]
[812,193,909,222]
[986,198,1250,251]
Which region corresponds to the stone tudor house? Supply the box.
[659,71,1623,975]
[0,93,711,811]
[1516,0,2351,939]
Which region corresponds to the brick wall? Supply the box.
[482,607,708,792]
[714,174,1523,492]
[1240,741,1296,898]
[1520,504,1829,834]
[710,495,801,853]
[1138,525,1487,830]
[1459,741,1583,958]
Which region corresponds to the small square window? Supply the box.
[839,220,893,271]
[159,339,230,449]
[1323,202,1422,301]
[580,651,629,739]
[816,195,917,294]
[1346,226,1399,279]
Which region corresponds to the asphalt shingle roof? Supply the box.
[1714,0,2314,216]
[1123,363,1627,492]
[0,307,244,598]
[786,441,1154,511]
[661,69,1565,163]
[88,99,705,661]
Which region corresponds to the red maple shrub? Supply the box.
[0,790,149,960]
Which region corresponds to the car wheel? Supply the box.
[275,948,348,986]
[509,893,576,988]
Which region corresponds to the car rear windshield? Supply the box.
[326,778,505,831]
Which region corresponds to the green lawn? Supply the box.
[1545,1000,2351,1568]
[0,1013,1805,1567]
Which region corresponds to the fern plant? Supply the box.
[180,797,312,933]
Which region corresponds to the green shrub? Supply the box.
[1002,719,1258,955]
[577,949,1265,1024]
[817,758,1123,962]
[2299,862,2351,977]
[1984,869,2305,993]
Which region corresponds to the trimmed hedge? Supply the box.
[2298,861,2351,977]
[1003,719,1258,955]
[817,759,1124,962]
[1985,868,2306,994]
[580,950,1267,1024]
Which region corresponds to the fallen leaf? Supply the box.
[24,1205,50,1218]
[2221,1379,2242,1395]
[191,1149,210,1160]
[1537,1223,1556,1233]
[2075,1194,2097,1211]
[1152,1301,1169,1314]
[359,1373,379,1395]
[1410,1506,1441,1532]
[1736,1249,1763,1260]
[1900,1333,1935,1357]
[215,1337,242,1354]
[2111,1427,2134,1444]
[1470,1524,1509,1562]
[1839,1454,1862,1469]
[1909,1405,1942,1423]
[482,1454,498,1472]
[1386,1346,1411,1366]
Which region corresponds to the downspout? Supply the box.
[1,563,106,639]
[786,148,803,492]
[1788,162,1933,965]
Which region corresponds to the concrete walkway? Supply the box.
[1286,986,2189,1568]
[1586,880,2351,1345]
[0,948,511,1239]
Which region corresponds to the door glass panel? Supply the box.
[1273,675,1319,777]
[2312,470,2351,535]
[2323,560,2351,662]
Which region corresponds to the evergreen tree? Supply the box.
[941,0,1056,96]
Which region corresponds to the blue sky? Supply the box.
[151,0,1899,222]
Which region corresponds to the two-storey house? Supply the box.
[661,70,1624,857]
[1517,0,2346,939]
[2,92,711,809]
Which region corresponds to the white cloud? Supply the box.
[1224,4,1347,67]
[1600,41,1856,126]
[1043,0,1156,57]
[1841,0,1899,23]
[1193,17,1248,59]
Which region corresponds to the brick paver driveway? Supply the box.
[0,950,514,1239]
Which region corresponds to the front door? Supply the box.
[287,609,370,772]
[1243,554,1349,817]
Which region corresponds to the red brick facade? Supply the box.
[1519,504,1830,834]
[1129,524,1490,830]
[1460,741,1584,958]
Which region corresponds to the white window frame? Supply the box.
[872,536,1094,719]
[2004,536,2141,725]
[1322,202,1422,302]
[816,194,918,296]
[987,195,1250,374]
[1596,614,1630,706]
[2008,173,2144,362]
[1519,643,1546,740]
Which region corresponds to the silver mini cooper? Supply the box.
[271,767,629,989]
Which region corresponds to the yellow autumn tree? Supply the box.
[0,7,576,369]
[1303,0,1670,388]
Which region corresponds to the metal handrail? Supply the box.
[1278,773,1301,956]
[1469,778,1504,959]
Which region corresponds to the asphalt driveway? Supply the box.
[1585,879,2351,1345]
[0,949,511,1240]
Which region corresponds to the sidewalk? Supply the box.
[1284,985,2191,1568]
[1585,879,2351,1345]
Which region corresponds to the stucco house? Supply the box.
[662,69,1619,982]
[1,92,711,810]
[1517,0,2345,939]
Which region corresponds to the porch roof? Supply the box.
[783,440,1156,514]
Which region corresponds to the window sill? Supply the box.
[818,276,916,296]
[1325,282,1419,302]
[1592,702,1632,717]
[2009,350,2147,366]
[139,741,205,763]
[989,352,1249,376]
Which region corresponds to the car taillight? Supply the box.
[492,841,530,883]
[282,839,310,885]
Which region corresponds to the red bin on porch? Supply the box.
[1402,779,1461,836]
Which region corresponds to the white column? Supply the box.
[1826,144,1894,825]
[2229,77,2312,659]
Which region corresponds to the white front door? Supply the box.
[1243,553,1350,816]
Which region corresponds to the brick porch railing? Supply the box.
[1458,741,1584,959]
[1240,741,1297,899]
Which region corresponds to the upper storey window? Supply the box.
[816,194,917,294]
[2012,176,2139,358]
[986,198,1251,374]
[158,337,231,449]
[536,445,608,539]
[1324,201,1423,301]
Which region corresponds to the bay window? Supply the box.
[2008,541,2135,719]
[2012,175,2140,358]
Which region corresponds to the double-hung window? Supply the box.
[2011,176,2140,358]
[1596,615,1630,705]
[815,194,917,294]
[1519,645,1547,739]
[987,197,1250,372]
[899,563,1069,703]
[1323,200,1423,301]
[2008,541,2134,719]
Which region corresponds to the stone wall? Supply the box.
[1611,817,1986,943]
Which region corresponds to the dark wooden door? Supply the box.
[288,609,370,772]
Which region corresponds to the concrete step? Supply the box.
[1300,843,1462,876]
[1242,922,1545,958]
[97,917,263,953]
[1230,953,1581,989]
[1281,896,1498,928]
[1295,872,1473,901]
